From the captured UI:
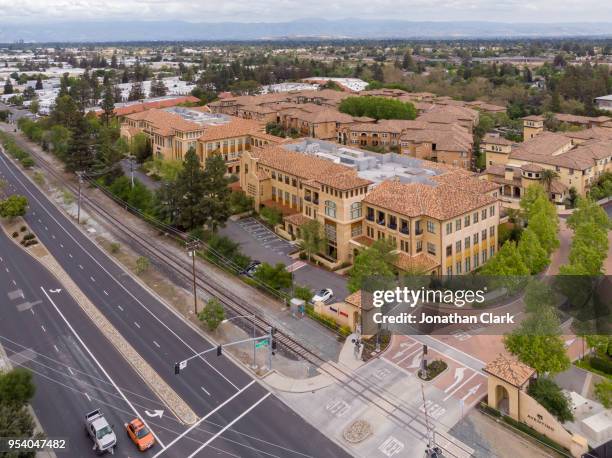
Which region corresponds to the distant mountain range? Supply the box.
[1,19,612,43]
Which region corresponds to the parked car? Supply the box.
[243,261,261,277]
[125,418,155,452]
[312,288,334,303]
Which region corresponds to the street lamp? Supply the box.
[222,314,258,370]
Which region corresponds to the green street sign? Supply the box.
[255,339,269,349]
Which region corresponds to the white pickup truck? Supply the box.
[85,409,117,455]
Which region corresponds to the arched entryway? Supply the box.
[495,384,510,414]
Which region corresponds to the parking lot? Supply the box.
[220,217,349,301]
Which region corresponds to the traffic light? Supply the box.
[270,326,276,335]
[174,362,180,375]
[271,339,277,354]
[423,344,428,355]
[216,345,222,356]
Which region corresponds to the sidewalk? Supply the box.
[2,125,343,364]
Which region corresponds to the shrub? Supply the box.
[20,156,35,168]
[293,285,313,302]
[339,96,417,120]
[419,359,447,381]
[22,233,35,241]
[260,206,283,227]
[299,251,307,260]
[229,191,253,214]
[594,379,611,408]
[24,240,38,247]
[11,231,18,238]
[20,226,26,232]
[135,256,150,274]
[590,356,612,375]
[527,377,574,422]
[198,298,225,331]
[109,242,121,254]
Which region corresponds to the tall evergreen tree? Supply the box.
[58,72,70,97]
[200,154,231,231]
[65,113,95,172]
[128,81,145,101]
[35,74,43,90]
[3,78,13,95]
[100,84,115,127]
[173,148,207,230]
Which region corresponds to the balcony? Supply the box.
[400,226,409,235]
[366,214,374,222]
[415,227,423,235]
[388,223,397,230]
[304,195,312,202]
[313,199,319,205]
[377,219,386,226]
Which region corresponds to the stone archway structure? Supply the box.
[483,354,588,458]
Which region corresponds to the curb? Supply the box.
[0,217,198,425]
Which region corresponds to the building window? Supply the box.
[325,200,337,218]
[400,219,410,235]
[464,237,470,249]
[473,212,479,223]
[446,245,452,256]
[416,241,422,253]
[446,222,452,235]
[465,257,471,272]
[447,266,452,276]
[427,221,436,234]
[474,253,479,268]
[272,186,276,197]
[456,261,462,274]
[482,229,487,241]
[427,242,436,255]
[464,215,470,227]
[401,240,409,252]
[482,250,487,263]
[367,226,374,238]
[482,209,487,220]
[474,233,479,245]
[455,240,461,252]
[351,225,362,237]
[489,226,495,237]
[350,202,362,219]
[489,205,495,217]
[490,246,495,258]
[455,219,461,231]
[366,207,374,221]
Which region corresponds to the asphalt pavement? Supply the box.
[0,147,349,457]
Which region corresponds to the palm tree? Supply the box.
[540,169,559,195]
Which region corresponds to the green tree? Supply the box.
[135,256,150,274]
[527,377,574,422]
[480,241,530,275]
[338,96,416,120]
[594,380,612,408]
[0,368,36,407]
[198,298,225,331]
[298,219,327,261]
[65,113,95,172]
[130,132,152,164]
[0,404,36,453]
[47,125,71,159]
[128,81,145,101]
[293,285,314,302]
[526,202,559,255]
[173,147,207,230]
[540,169,559,194]
[35,75,43,90]
[0,195,28,219]
[517,228,550,274]
[253,262,293,291]
[504,306,570,376]
[523,280,557,314]
[567,197,611,232]
[3,78,13,94]
[100,83,115,126]
[260,206,283,227]
[149,77,167,98]
[29,100,39,115]
[200,154,231,231]
[50,95,80,130]
[348,239,397,293]
[586,335,611,358]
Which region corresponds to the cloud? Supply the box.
[0,0,611,24]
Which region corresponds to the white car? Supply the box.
[312,288,334,303]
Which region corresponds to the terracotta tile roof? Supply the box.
[283,213,311,226]
[521,163,544,172]
[555,113,610,125]
[482,134,514,146]
[432,169,500,193]
[363,179,497,221]
[110,96,200,117]
[315,170,373,190]
[565,127,612,142]
[400,122,473,152]
[393,252,440,273]
[251,145,353,182]
[198,118,263,142]
[344,291,362,309]
[511,132,612,170]
[522,115,545,122]
[417,105,479,125]
[484,353,535,387]
[347,119,422,134]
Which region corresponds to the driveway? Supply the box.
[220,217,349,302]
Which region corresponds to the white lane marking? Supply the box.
[90,276,95,282]
[68,253,73,258]
[152,380,256,457]
[117,305,124,312]
[78,264,83,270]
[0,256,3,261]
[60,244,63,248]
[51,235,56,239]
[68,367,75,376]
[30,308,34,315]
[5,268,9,273]
[40,325,46,333]
[153,341,160,348]
[134,322,141,329]
[40,287,165,448]
[53,345,59,352]
[12,280,16,286]
[84,393,91,402]
[103,290,108,296]
[44,226,48,230]
[200,386,210,396]
[443,372,479,402]
[186,392,272,458]
[2,156,240,391]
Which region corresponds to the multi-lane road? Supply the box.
[0,145,348,457]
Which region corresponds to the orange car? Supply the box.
[125,418,155,451]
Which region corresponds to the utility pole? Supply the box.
[268,326,275,371]
[76,171,84,224]
[186,240,201,315]
[422,383,444,458]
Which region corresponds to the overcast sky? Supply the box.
[1,0,611,24]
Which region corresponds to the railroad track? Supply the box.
[10,140,475,457]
